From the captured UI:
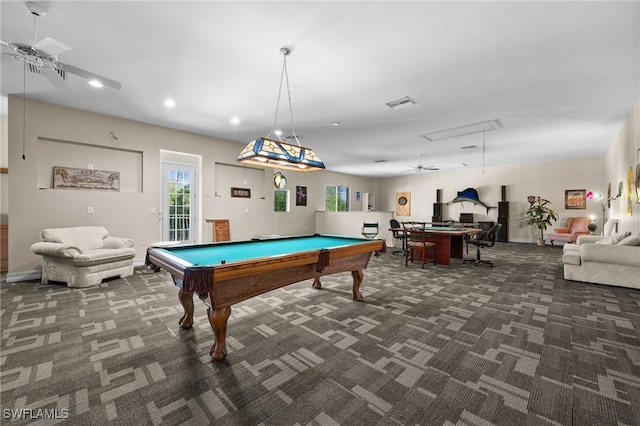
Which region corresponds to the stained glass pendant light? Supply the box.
[237,47,325,172]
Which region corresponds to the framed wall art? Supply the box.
[296,186,307,206]
[564,189,586,210]
[636,148,640,204]
[396,192,411,216]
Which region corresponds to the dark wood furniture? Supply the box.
[405,229,437,268]
[146,234,385,361]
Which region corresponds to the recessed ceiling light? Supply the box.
[332,121,341,126]
[164,99,176,108]
[230,117,240,125]
[274,129,282,136]
[88,80,103,88]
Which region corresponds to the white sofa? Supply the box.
[31,226,136,288]
[562,223,640,289]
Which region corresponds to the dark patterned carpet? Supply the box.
[2,242,640,425]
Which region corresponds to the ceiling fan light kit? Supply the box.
[403,154,439,173]
[0,2,122,91]
[237,47,325,172]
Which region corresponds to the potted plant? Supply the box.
[524,195,559,246]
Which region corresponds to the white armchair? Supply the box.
[31,226,136,288]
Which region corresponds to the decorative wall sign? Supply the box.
[231,187,251,198]
[396,192,411,216]
[296,186,307,206]
[53,166,120,191]
[564,189,586,210]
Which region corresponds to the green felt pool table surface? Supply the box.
[156,235,372,266]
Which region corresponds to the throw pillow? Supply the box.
[595,237,613,245]
[595,232,631,245]
[617,233,640,246]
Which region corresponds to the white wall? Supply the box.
[6,97,377,280]
[605,99,640,234]
[4,96,638,280]
[378,156,605,243]
[1,113,7,219]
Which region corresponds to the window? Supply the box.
[325,185,350,211]
[274,189,290,212]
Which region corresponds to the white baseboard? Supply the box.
[6,271,40,283]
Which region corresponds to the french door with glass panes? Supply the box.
[161,162,197,243]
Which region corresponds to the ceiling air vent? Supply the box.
[421,119,503,141]
[374,159,388,163]
[385,96,416,111]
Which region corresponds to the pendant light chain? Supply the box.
[271,54,286,140]
[283,54,299,145]
[482,127,485,174]
[270,48,300,146]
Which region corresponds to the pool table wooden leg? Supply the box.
[178,288,194,329]
[352,270,364,301]
[208,305,232,361]
[312,277,322,289]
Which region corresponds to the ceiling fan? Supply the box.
[0,1,121,91]
[403,154,439,173]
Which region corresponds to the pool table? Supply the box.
[146,234,385,361]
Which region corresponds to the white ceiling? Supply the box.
[1,1,639,177]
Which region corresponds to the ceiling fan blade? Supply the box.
[41,67,73,92]
[0,40,10,48]
[58,62,122,90]
[32,37,71,58]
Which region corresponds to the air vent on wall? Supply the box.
[421,119,503,141]
[386,96,416,111]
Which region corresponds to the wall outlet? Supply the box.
[150,207,156,214]
[87,206,94,214]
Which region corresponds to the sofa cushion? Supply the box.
[72,248,136,267]
[581,243,640,268]
[40,226,109,252]
[595,232,631,245]
[618,233,640,246]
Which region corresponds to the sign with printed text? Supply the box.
[53,166,120,191]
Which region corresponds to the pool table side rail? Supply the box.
[146,238,385,296]
[210,251,375,309]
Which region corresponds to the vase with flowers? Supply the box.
[524,195,559,246]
